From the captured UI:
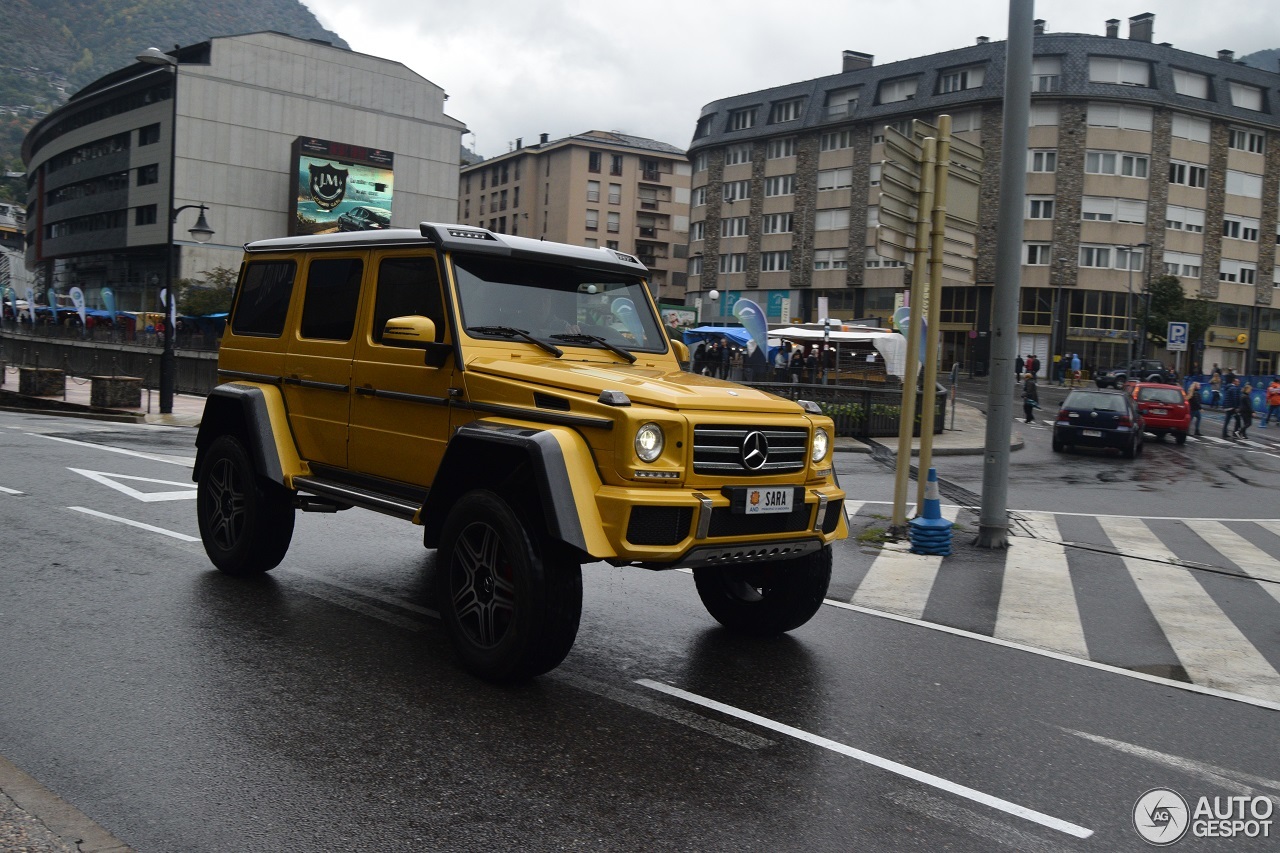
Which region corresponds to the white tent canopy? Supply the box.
[771,326,907,378]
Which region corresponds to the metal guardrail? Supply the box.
[743,381,946,438]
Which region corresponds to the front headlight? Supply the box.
[811,427,830,463]
[635,422,665,462]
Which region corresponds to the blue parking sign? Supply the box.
[1167,321,1189,352]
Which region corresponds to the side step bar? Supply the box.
[292,476,420,520]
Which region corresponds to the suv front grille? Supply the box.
[693,426,808,476]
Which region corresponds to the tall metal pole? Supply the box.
[975,0,1034,549]
[1126,252,1135,366]
[916,116,952,510]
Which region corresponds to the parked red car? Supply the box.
[1127,382,1192,444]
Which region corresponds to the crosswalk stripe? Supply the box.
[996,516,1089,658]
[1190,521,1280,587]
[852,505,960,618]
[1098,517,1280,704]
[1200,435,1231,445]
[1011,509,1059,541]
[1237,439,1268,448]
[844,500,867,518]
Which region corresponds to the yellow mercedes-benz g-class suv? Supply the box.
[195,223,847,680]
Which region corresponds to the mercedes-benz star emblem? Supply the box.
[740,430,770,470]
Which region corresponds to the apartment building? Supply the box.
[687,14,1280,375]
[22,32,464,311]
[457,130,691,303]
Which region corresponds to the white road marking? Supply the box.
[636,678,1093,839]
[851,505,960,618]
[1009,510,1060,541]
[821,599,1280,712]
[995,519,1089,659]
[851,500,1280,524]
[0,485,22,495]
[1058,728,1280,803]
[1191,521,1280,587]
[67,506,200,542]
[1098,517,1280,703]
[68,468,197,502]
[885,790,1067,853]
[31,433,195,467]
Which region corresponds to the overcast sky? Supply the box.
[302,1,1277,159]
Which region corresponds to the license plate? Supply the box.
[1082,429,1102,437]
[1150,408,1167,416]
[744,487,792,514]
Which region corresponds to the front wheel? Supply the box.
[693,546,832,636]
[196,434,295,575]
[1175,431,1187,445]
[436,490,582,681]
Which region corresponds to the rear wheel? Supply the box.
[1175,431,1187,445]
[436,490,581,681]
[693,546,832,636]
[1052,437,1064,452]
[196,434,295,575]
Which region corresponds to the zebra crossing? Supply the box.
[838,501,1280,705]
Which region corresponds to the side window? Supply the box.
[299,258,363,341]
[372,256,444,344]
[231,260,296,337]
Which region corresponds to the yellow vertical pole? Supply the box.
[916,116,951,510]
[891,136,937,533]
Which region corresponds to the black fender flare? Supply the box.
[193,383,294,485]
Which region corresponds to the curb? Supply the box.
[0,756,133,853]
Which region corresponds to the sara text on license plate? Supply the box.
[746,487,792,514]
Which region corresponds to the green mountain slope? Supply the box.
[1239,48,1279,73]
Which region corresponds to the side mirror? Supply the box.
[669,338,690,363]
[382,315,437,349]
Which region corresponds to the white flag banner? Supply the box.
[69,286,87,328]
[24,286,34,323]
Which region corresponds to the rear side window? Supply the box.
[300,258,364,341]
[1067,392,1124,411]
[372,256,444,343]
[231,260,296,336]
[1139,388,1184,404]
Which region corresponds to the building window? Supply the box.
[588,151,602,173]
[1165,205,1205,232]
[760,251,791,271]
[1229,128,1265,154]
[584,238,598,248]
[950,110,983,132]
[1223,215,1261,242]
[1229,82,1263,111]
[692,186,707,206]
[814,209,850,230]
[1027,103,1058,126]
[878,77,919,104]
[720,216,748,237]
[1171,114,1211,143]
[610,155,623,176]
[725,143,752,165]
[136,164,159,186]
[1020,287,1054,326]
[586,180,600,202]
[767,137,796,159]
[723,180,751,202]
[939,65,984,93]
[816,168,853,191]
[762,213,794,233]
[1032,56,1061,92]
[688,256,703,276]
[1163,251,1202,278]
[1067,289,1130,332]
[868,163,882,186]
[1115,245,1145,270]
[820,130,854,151]
[134,204,157,226]
[1172,68,1209,98]
[690,221,705,241]
[825,87,860,119]
[865,249,904,268]
[585,209,599,230]
[1078,245,1112,268]
[138,124,161,145]
[814,249,849,270]
[728,108,757,131]
[1219,259,1257,284]
[1085,150,1148,178]
[764,175,795,197]
[608,183,622,204]
[606,211,620,232]
[866,205,879,228]
[694,116,713,140]
[1168,160,1208,188]
[769,99,804,124]
[606,240,619,250]
[693,152,708,172]
[1025,243,1052,265]
[1081,196,1146,224]
[1226,169,1263,198]
[1026,196,1055,219]
[719,253,747,273]
[1028,149,1057,172]
[1088,57,1150,86]
[1086,104,1153,131]
[940,287,977,324]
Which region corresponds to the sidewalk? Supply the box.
[0,757,132,852]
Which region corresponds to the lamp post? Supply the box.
[822,317,831,385]
[1123,241,1150,366]
[137,47,215,414]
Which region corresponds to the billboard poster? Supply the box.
[290,138,395,236]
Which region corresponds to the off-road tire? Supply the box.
[693,545,832,636]
[197,434,295,575]
[437,490,581,681]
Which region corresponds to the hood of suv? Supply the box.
[468,356,803,413]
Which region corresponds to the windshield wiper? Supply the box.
[550,333,637,363]
[467,325,563,357]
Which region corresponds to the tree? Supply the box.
[1141,275,1187,348]
[177,266,236,316]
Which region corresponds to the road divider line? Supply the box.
[67,506,200,542]
[33,433,195,467]
[636,678,1092,839]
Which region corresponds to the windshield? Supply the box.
[451,255,667,354]
[1137,387,1184,404]
[1065,391,1126,412]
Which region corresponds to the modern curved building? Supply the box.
[21,31,464,313]
[686,14,1280,375]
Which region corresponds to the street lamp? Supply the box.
[822,317,831,385]
[699,287,719,323]
[137,47,215,414]
[1123,242,1150,366]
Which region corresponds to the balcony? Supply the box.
[641,169,662,182]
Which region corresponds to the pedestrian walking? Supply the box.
[1222,379,1242,438]
[1263,378,1280,427]
[1187,381,1203,436]
[1070,352,1082,388]
[1015,355,1024,379]
[1209,367,1222,408]
[1021,373,1039,423]
[1237,384,1254,438]
[1026,354,1040,378]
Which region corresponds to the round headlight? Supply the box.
[635,422,665,462]
[811,427,830,463]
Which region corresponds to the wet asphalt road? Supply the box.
[1,412,1277,851]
